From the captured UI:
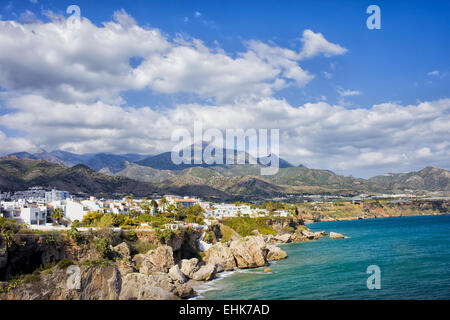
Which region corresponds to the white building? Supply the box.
[81,199,101,212]
[20,206,46,225]
[45,189,70,203]
[164,195,198,209]
[64,199,89,222]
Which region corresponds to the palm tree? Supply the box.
[125,194,133,204]
[140,197,151,214]
[160,197,168,213]
[150,199,158,211]
[51,208,64,225]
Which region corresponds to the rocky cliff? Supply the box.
[0,220,329,300]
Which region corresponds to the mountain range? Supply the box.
[9,149,150,174]
[4,147,450,200]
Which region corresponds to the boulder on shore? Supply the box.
[191,263,217,281]
[274,233,291,243]
[119,273,180,300]
[180,258,199,279]
[229,236,268,268]
[168,265,187,283]
[147,245,174,273]
[133,254,158,275]
[204,242,236,271]
[145,272,194,298]
[329,232,345,239]
[266,244,287,261]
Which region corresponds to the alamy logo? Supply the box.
[66,265,81,290]
[171,121,280,175]
[67,5,81,30]
[366,265,381,290]
[366,5,381,30]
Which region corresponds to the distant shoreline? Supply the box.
[305,212,449,224]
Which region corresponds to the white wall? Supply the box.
[65,200,87,222]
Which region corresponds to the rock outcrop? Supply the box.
[204,242,236,271]
[229,236,268,268]
[168,265,187,283]
[266,244,287,261]
[329,232,345,239]
[2,263,193,300]
[0,238,7,269]
[133,253,158,275]
[115,260,136,276]
[113,242,131,260]
[132,245,175,275]
[191,263,217,281]
[0,219,334,300]
[274,233,291,243]
[148,245,175,273]
[288,230,327,242]
[180,258,199,279]
[144,272,194,298]
[2,265,122,300]
[119,273,179,300]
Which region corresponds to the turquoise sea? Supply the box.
[196,215,450,300]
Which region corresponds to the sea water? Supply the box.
[197,215,450,299]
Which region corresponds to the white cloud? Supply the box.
[20,10,38,23]
[428,70,439,76]
[1,93,449,177]
[298,30,347,59]
[0,12,447,178]
[0,11,170,103]
[0,129,34,154]
[416,147,432,158]
[0,13,343,104]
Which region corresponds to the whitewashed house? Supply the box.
[20,206,46,225]
[64,200,89,222]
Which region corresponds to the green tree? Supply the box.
[186,203,204,216]
[97,214,115,228]
[160,197,168,212]
[51,208,64,224]
[125,194,133,207]
[82,211,104,226]
[128,208,141,219]
[150,199,158,212]
[140,198,151,215]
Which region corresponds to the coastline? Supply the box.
[304,211,449,224]
[184,227,331,299]
[193,215,450,300]
[190,213,450,299]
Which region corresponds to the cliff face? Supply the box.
[0,233,98,281]
[0,232,199,300]
[0,262,193,300]
[298,199,449,222]
[0,227,203,283]
[0,218,326,300]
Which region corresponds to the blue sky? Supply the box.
[2,0,449,107]
[0,0,449,177]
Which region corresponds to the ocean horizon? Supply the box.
[196,215,450,300]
